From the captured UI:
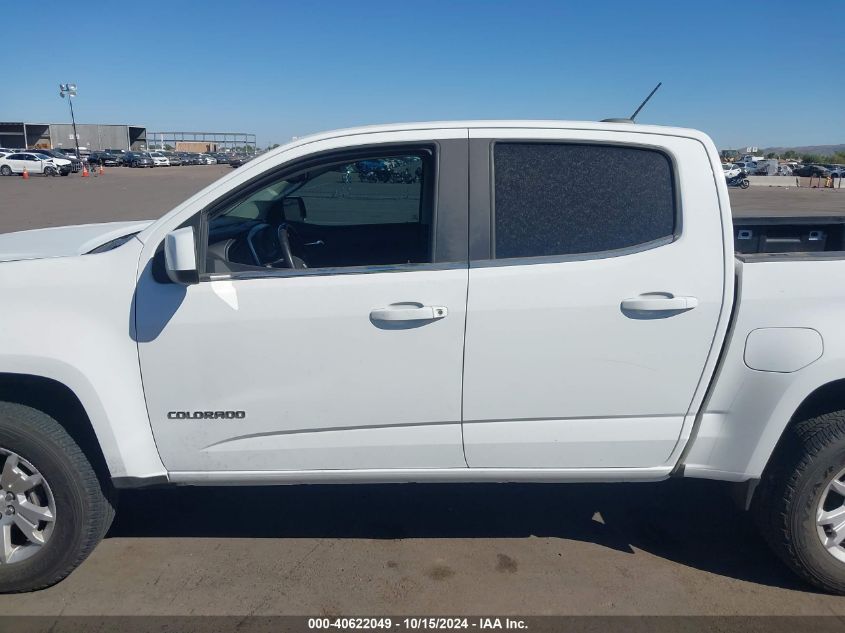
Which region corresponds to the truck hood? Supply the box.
[0,220,153,262]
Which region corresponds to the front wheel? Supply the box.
[43,167,57,177]
[0,403,114,592]
[740,179,750,189]
[755,410,845,594]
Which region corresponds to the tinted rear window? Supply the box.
[493,143,676,259]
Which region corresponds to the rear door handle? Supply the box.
[370,304,448,322]
[621,295,698,312]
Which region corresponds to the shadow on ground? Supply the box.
[108,478,812,593]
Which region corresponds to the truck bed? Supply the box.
[733,215,845,257]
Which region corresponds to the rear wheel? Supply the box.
[0,166,11,176]
[754,410,845,594]
[0,403,114,593]
[740,178,750,189]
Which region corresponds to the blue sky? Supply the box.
[3,1,842,149]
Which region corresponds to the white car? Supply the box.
[0,152,64,176]
[197,154,217,164]
[722,163,742,178]
[4,120,845,594]
[147,151,170,167]
[34,152,73,174]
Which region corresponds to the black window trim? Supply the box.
[195,142,454,283]
[478,138,683,266]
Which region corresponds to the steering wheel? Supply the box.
[245,223,302,269]
[267,225,297,268]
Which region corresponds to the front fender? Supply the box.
[0,240,165,480]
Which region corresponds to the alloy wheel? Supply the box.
[0,449,56,564]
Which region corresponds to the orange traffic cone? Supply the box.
[22,167,29,180]
[81,164,89,177]
[98,164,104,176]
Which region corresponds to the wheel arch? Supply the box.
[0,373,112,484]
[788,379,845,425]
[748,378,845,507]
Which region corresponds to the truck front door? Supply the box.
[135,135,470,472]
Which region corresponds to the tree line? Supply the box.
[765,150,845,164]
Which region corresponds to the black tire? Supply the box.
[740,179,750,189]
[0,402,114,593]
[43,167,56,177]
[0,166,11,176]
[754,410,845,594]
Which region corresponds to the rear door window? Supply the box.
[493,143,676,260]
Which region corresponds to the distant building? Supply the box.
[175,141,219,153]
[149,131,256,153]
[0,122,147,150]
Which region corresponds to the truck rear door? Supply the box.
[462,128,729,469]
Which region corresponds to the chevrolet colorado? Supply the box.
[1,121,845,593]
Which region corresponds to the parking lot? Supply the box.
[0,165,232,234]
[0,165,842,234]
[0,167,843,616]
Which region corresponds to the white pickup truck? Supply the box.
[1,121,845,594]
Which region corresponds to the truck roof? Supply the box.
[283,120,714,150]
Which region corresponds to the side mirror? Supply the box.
[164,227,199,285]
[282,197,307,221]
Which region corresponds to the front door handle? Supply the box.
[370,304,448,322]
[621,295,698,312]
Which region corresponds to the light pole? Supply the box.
[58,83,80,161]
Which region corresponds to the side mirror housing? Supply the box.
[164,227,199,285]
[282,197,307,221]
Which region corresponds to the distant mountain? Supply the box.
[761,144,845,156]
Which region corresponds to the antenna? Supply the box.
[630,82,662,121]
[600,82,662,123]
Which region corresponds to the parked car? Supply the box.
[123,152,154,168]
[55,148,84,161]
[228,154,249,168]
[212,153,231,164]
[29,149,82,173]
[88,151,123,167]
[828,166,845,178]
[776,164,793,176]
[147,152,170,167]
[161,152,182,166]
[722,163,743,179]
[104,149,129,163]
[32,152,73,175]
[197,154,217,165]
[794,164,830,177]
[0,152,63,176]
[178,152,201,165]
